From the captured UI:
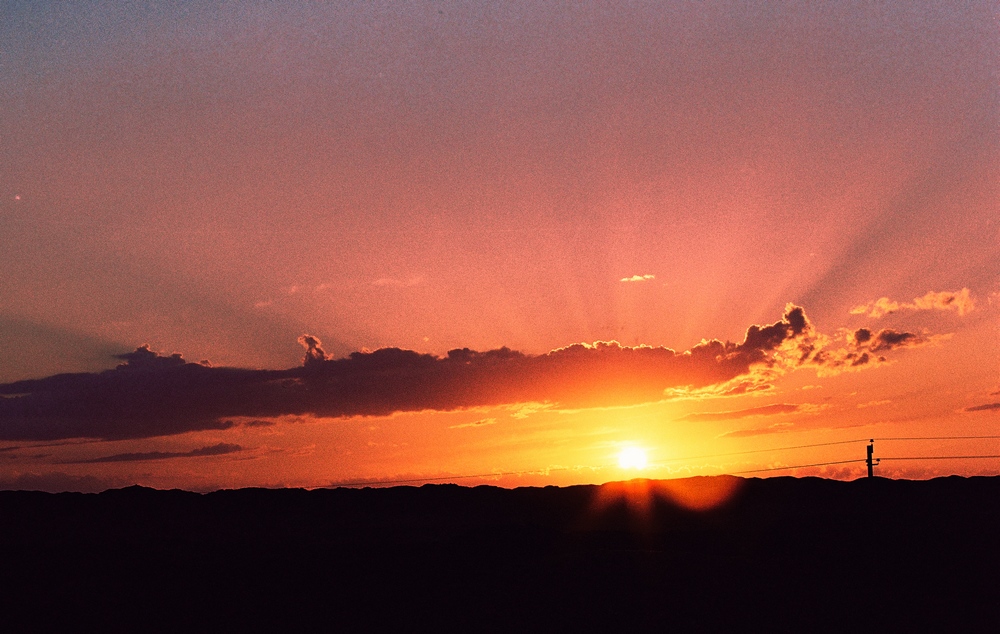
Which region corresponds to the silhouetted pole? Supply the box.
[866,440,879,478]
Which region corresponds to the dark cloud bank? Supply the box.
[0,306,927,441]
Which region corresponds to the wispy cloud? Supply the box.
[508,403,552,419]
[850,288,975,318]
[68,443,242,463]
[964,402,1000,413]
[857,399,891,409]
[718,423,796,438]
[620,274,655,283]
[677,403,803,422]
[449,418,498,429]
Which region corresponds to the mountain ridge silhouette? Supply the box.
[2,475,997,631]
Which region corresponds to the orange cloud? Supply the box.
[449,418,499,429]
[677,403,803,422]
[850,288,975,318]
[620,274,655,282]
[807,327,944,375]
[0,306,932,441]
[718,423,796,438]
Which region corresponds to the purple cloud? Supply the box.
[0,306,927,441]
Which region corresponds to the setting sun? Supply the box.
[618,447,649,470]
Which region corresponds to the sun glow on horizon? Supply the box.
[618,446,649,470]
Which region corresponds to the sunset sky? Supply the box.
[2,1,998,492]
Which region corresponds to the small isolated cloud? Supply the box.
[68,443,242,464]
[677,403,803,422]
[850,288,975,318]
[620,274,655,283]
[964,402,1000,413]
[449,418,498,429]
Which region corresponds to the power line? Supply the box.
[880,455,1000,461]
[338,440,876,487]
[878,436,1000,441]
[652,438,871,464]
[651,436,1000,469]
[332,436,1000,488]
[731,459,867,475]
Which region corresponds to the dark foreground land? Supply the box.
[2,476,999,632]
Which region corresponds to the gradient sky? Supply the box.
[1,1,998,492]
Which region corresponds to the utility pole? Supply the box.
[866,439,880,478]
